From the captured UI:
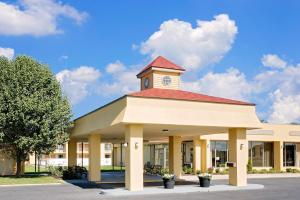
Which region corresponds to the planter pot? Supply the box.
[163,178,175,189]
[199,177,210,187]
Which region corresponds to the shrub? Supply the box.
[162,174,175,180]
[268,168,276,173]
[207,167,214,174]
[219,164,226,168]
[196,170,201,175]
[62,166,87,180]
[286,168,293,173]
[198,173,212,180]
[259,169,268,174]
[160,168,169,176]
[247,160,253,172]
[182,166,193,174]
[48,166,66,178]
[215,168,220,174]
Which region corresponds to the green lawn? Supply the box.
[101,165,124,171]
[0,175,62,185]
[25,165,49,173]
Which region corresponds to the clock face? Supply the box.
[144,77,149,88]
[162,76,172,86]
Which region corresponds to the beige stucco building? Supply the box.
[1,56,300,192]
[27,142,113,167]
[66,56,300,191]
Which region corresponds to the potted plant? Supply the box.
[198,173,212,187]
[162,174,176,189]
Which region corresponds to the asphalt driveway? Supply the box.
[0,178,299,200]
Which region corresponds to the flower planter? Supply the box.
[163,178,175,189]
[199,177,210,187]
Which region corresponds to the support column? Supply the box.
[200,139,210,172]
[193,138,201,174]
[228,128,247,186]
[68,139,77,167]
[125,124,143,191]
[274,141,283,172]
[169,136,182,178]
[88,134,101,182]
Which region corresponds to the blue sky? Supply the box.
[0,0,300,123]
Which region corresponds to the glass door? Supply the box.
[284,143,296,167]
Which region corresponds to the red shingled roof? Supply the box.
[137,56,185,77]
[128,88,255,106]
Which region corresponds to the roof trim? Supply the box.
[127,94,256,106]
[137,56,185,77]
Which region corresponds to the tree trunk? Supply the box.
[16,154,22,177]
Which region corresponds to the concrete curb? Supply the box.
[100,184,264,196]
[0,182,63,187]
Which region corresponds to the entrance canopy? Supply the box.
[68,56,262,191]
[70,91,261,141]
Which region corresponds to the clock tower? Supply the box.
[136,56,185,91]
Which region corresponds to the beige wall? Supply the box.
[200,123,300,142]
[152,71,181,90]
[0,150,15,176]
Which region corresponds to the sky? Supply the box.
[0,0,300,123]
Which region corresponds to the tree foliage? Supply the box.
[0,56,72,176]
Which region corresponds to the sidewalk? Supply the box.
[181,173,300,181]
[100,184,264,196]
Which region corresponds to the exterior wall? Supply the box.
[0,150,15,176]
[140,69,181,90]
[27,142,113,167]
[152,71,181,90]
[124,96,260,129]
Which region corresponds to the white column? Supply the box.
[125,124,144,191]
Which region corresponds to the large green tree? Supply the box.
[0,56,72,176]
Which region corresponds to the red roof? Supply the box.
[137,56,185,77]
[128,88,254,106]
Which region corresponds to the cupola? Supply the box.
[137,56,185,91]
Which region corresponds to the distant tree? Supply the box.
[0,56,72,176]
[290,122,300,125]
[260,119,268,123]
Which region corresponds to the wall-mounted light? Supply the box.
[240,144,244,150]
[123,142,128,147]
[135,142,139,149]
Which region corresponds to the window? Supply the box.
[162,76,172,86]
[58,154,64,158]
[105,154,111,158]
[56,145,64,151]
[105,144,112,150]
[248,141,273,167]
[211,141,228,167]
[284,143,296,167]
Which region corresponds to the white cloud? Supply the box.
[98,61,139,96]
[106,60,125,74]
[268,90,300,123]
[261,54,287,69]
[183,68,253,101]
[0,0,88,36]
[140,14,238,70]
[56,66,101,105]
[255,57,300,123]
[0,47,14,59]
